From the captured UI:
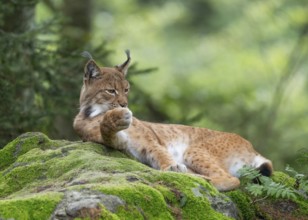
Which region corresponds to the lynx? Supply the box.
[73,50,273,191]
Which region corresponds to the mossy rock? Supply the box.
[0,132,307,220]
[0,132,236,220]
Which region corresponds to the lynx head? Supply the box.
[79,50,131,118]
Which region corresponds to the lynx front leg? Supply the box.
[184,147,240,191]
[100,108,132,145]
[73,114,103,143]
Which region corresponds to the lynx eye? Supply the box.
[106,89,117,95]
[124,88,129,94]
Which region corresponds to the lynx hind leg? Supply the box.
[210,174,240,192]
[184,148,240,191]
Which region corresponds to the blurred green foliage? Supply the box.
[0,0,307,172]
[0,0,112,146]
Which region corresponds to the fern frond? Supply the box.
[285,165,304,179]
[238,166,261,180]
[239,166,299,200]
[245,184,264,197]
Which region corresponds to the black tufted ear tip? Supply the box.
[125,49,130,60]
[115,50,131,76]
[81,51,93,60]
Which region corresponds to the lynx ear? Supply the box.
[116,50,131,76]
[84,60,101,79]
[82,51,102,79]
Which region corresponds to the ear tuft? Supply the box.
[125,49,130,60]
[116,49,131,76]
[81,51,93,60]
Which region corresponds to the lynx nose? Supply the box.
[118,97,128,108]
[119,102,127,108]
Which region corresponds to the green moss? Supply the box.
[145,171,217,194]
[0,133,152,199]
[143,172,230,220]
[0,161,49,197]
[0,132,51,170]
[0,193,62,220]
[226,190,255,220]
[45,150,86,179]
[15,148,63,163]
[79,153,150,173]
[99,205,121,220]
[59,141,129,159]
[294,197,308,217]
[271,171,296,187]
[97,183,174,219]
[152,183,178,204]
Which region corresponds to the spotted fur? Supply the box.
[73,51,273,191]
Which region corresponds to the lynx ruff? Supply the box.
[73,50,273,191]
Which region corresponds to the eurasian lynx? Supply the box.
[73,50,273,191]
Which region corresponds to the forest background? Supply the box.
[0,0,307,173]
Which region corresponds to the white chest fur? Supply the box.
[89,104,109,117]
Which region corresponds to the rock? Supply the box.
[52,190,125,219]
[192,185,240,219]
[0,132,307,220]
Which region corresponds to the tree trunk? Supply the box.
[50,0,93,140]
[0,1,36,33]
[61,0,93,51]
[0,1,38,147]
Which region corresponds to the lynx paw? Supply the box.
[116,108,132,130]
[166,164,188,173]
[102,108,132,132]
